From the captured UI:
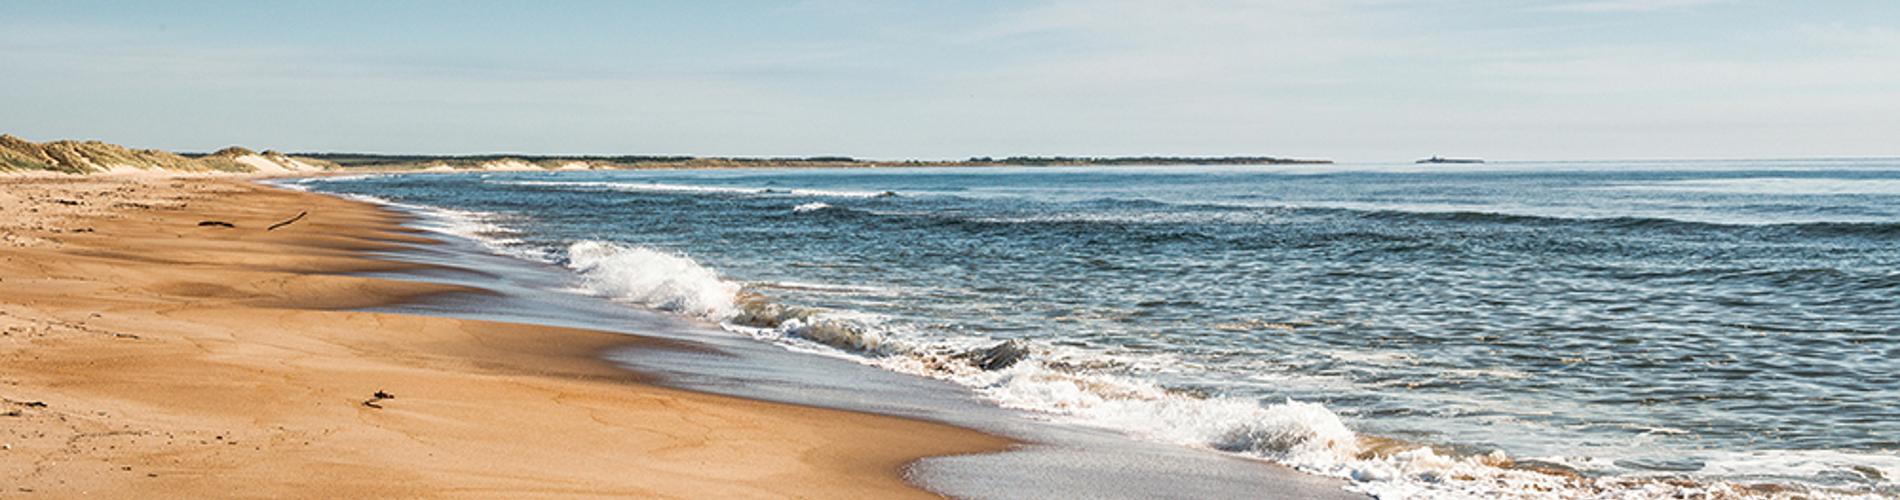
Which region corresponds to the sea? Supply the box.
[276,159,1899,500]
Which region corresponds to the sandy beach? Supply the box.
[0,173,1011,499]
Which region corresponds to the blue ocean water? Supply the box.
[284,160,1899,499]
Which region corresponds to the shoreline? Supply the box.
[0,173,1012,498]
[273,169,1378,500]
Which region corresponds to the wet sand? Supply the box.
[0,173,1010,499]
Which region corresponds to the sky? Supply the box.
[3,1,1897,162]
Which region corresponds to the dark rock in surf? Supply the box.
[961,340,1030,371]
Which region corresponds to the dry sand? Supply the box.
[0,173,1011,499]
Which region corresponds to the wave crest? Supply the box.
[566,241,740,320]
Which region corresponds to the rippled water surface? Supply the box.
[288,160,1900,497]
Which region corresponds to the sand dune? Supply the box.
[0,137,329,175]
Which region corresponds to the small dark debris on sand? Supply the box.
[363,390,395,409]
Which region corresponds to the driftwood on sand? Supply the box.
[266,211,307,231]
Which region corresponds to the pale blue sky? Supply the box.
[4,1,1896,161]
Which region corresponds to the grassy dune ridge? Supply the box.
[0,135,332,174]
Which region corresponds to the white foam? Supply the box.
[409,206,522,249]
[860,345,1366,469]
[1328,350,1419,364]
[1324,448,1900,500]
[266,181,535,258]
[265,176,369,192]
[1699,450,1900,486]
[566,241,741,321]
[850,338,1900,500]
[779,310,904,354]
[749,280,889,295]
[270,181,312,192]
[373,198,532,259]
[495,180,894,199]
[1617,178,1900,196]
[793,202,833,213]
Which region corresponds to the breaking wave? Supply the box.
[567,241,740,320]
[555,240,1363,456]
[793,202,834,213]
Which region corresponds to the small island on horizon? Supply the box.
[1415,156,1484,164]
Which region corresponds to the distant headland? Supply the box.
[300,153,1333,171]
[1,134,1328,175]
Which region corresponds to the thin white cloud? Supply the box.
[1796,22,1900,55]
[1537,0,1737,13]
[785,0,883,16]
[1480,45,1900,96]
[963,0,1460,86]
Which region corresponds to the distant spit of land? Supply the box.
[1,134,1329,175]
[302,153,1334,171]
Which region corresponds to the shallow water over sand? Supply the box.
[346,222,1360,500]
